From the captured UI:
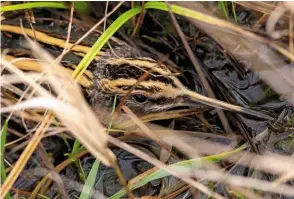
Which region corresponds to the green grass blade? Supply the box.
[79,159,100,199]
[0,2,89,13]
[72,139,82,155]
[79,96,117,199]
[68,139,82,179]
[144,2,214,24]
[218,1,229,20]
[144,2,231,27]
[1,120,11,199]
[0,2,68,12]
[231,2,238,23]
[72,7,141,80]
[109,144,248,199]
[73,2,90,14]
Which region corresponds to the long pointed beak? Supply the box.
[176,90,273,120]
[184,89,274,120]
[170,96,209,109]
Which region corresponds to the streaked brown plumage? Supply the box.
[89,57,196,117]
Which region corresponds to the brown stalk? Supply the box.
[112,159,135,199]
[131,1,136,26]
[131,2,145,38]
[165,2,233,134]
[55,3,74,63]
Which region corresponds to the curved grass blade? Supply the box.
[109,144,248,199]
[0,2,67,12]
[79,159,100,199]
[72,7,142,80]
[79,96,117,199]
[144,2,211,22]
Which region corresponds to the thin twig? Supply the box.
[60,1,124,58]
[56,3,74,63]
[131,2,145,38]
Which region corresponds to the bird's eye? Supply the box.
[133,94,148,104]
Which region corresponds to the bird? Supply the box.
[89,55,273,125]
[89,57,195,118]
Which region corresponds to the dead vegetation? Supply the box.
[1,1,294,199]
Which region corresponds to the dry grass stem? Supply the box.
[2,3,294,198]
[1,36,114,196]
[0,24,103,56]
[108,136,226,199]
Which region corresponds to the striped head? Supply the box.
[90,57,196,116]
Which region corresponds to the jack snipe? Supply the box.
[90,57,194,116]
[89,56,273,121]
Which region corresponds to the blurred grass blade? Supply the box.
[73,2,90,14]
[231,2,238,23]
[0,2,68,12]
[218,1,229,20]
[1,120,11,199]
[109,144,248,199]
[79,160,100,199]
